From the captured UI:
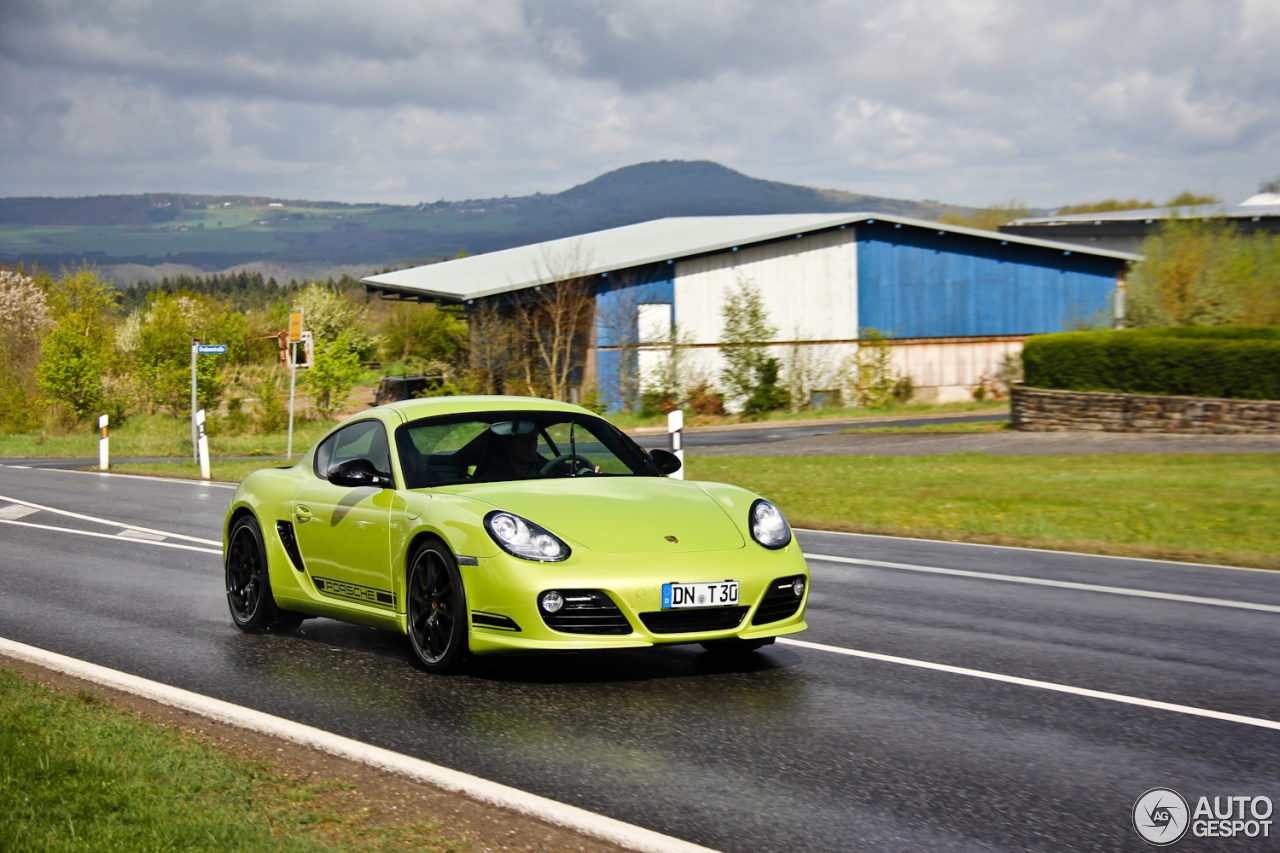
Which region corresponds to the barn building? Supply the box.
[363,213,1136,410]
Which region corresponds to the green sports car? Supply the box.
[223,396,808,673]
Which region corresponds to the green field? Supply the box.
[0,670,465,853]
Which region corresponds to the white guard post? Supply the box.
[667,409,684,480]
[98,415,109,471]
[195,409,211,480]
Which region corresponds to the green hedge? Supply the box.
[1022,327,1280,400]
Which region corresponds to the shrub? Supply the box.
[1021,327,1280,400]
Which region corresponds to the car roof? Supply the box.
[378,395,595,422]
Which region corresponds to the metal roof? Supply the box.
[1008,198,1280,228]
[363,213,1138,303]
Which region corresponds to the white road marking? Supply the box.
[117,529,167,542]
[0,637,721,853]
[795,526,1266,573]
[0,493,220,546]
[807,553,1280,614]
[0,518,220,555]
[0,504,39,520]
[778,637,1280,732]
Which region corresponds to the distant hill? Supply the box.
[0,161,974,283]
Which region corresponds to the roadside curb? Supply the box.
[0,637,720,853]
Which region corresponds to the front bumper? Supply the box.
[462,544,809,655]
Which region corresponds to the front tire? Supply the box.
[226,515,289,632]
[406,541,468,673]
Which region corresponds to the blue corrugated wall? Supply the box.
[856,223,1122,337]
[595,263,674,410]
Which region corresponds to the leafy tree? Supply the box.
[37,267,118,421]
[1055,198,1157,215]
[0,269,53,431]
[851,328,901,407]
[291,282,379,359]
[381,303,467,366]
[719,277,778,408]
[1125,218,1280,327]
[742,358,791,415]
[939,201,1031,232]
[122,293,248,414]
[1166,191,1221,208]
[254,369,288,433]
[306,331,364,418]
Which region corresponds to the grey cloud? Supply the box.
[0,0,1277,206]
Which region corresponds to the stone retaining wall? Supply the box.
[1010,385,1280,434]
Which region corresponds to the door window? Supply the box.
[313,420,392,480]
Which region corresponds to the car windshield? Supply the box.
[395,411,660,488]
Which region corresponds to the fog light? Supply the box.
[540,591,564,613]
[792,577,805,598]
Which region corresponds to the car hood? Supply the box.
[436,477,746,555]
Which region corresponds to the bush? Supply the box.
[1022,327,1280,400]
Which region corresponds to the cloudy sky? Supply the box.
[2,0,1277,209]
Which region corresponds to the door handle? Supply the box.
[295,505,313,523]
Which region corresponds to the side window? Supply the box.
[313,421,391,479]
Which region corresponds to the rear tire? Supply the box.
[226,515,296,632]
[406,541,469,673]
[699,637,774,655]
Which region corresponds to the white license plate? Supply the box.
[661,580,739,609]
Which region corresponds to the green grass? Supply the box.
[0,669,466,853]
[685,454,1280,570]
[0,414,335,460]
[100,451,1280,570]
[605,399,1010,430]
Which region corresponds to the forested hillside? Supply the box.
[0,161,973,284]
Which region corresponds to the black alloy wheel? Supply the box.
[226,515,302,632]
[226,515,275,631]
[406,541,468,673]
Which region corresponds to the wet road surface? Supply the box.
[2,465,1279,851]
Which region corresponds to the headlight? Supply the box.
[484,511,571,562]
[749,499,791,550]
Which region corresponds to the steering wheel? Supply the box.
[539,453,596,477]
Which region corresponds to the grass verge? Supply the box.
[0,414,335,460]
[686,454,1280,570]
[0,669,465,853]
[99,452,1280,570]
[604,399,1010,430]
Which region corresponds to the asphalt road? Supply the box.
[1,464,1278,851]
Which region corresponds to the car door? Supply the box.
[292,419,398,612]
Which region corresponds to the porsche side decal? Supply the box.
[311,576,396,609]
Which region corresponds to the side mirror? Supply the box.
[649,448,682,476]
[327,458,392,488]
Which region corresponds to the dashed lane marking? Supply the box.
[0,493,220,546]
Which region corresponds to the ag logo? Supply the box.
[1134,788,1190,846]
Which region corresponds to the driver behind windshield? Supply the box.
[478,420,546,480]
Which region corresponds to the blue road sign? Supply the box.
[197,345,227,354]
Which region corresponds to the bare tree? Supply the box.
[524,243,596,402]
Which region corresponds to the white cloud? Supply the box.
[0,0,1277,206]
